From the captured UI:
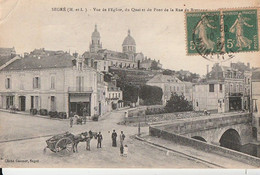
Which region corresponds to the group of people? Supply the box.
[112,130,128,157]
[83,130,128,157]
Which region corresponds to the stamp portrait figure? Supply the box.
[229,12,253,50]
[194,14,217,51]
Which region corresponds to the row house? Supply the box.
[146,74,191,105]
[193,63,252,113]
[0,52,107,117]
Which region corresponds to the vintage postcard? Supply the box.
[0,0,260,170]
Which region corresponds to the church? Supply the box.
[83,25,160,72]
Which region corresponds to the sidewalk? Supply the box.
[137,134,256,168]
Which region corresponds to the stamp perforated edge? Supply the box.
[184,7,260,56]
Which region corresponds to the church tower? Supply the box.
[89,24,102,53]
[122,30,136,60]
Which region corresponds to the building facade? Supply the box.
[0,51,105,117]
[146,74,191,105]
[193,63,252,113]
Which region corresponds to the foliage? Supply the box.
[162,69,175,75]
[165,93,193,113]
[139,85,163,105]
[151,60,160,70]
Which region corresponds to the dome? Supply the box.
[122,30,136,46]
[92,25,100,38]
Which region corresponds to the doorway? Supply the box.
[19,96,26,111]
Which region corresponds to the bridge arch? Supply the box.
[191,136,207,142]
[219,128,241,151]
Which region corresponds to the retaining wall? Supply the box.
[149,126,260,167]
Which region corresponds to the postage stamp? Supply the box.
[186,11,222,56]
[223,9,259,53]
[185,8,259,61]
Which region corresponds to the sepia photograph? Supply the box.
[0,0,260,171]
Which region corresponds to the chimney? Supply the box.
[247,62,250,69]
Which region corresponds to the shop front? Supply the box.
[69,93,91,116]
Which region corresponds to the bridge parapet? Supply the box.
[150,112,252,135]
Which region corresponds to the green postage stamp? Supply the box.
[186,8,259,60]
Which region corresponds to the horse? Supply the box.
[73,131,97,153]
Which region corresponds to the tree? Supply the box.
[162,69,175,75]
[139,85,163,105]
[165,93,192,113]
[122,84,139,103]
[151,60,160,70]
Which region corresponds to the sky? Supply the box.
[0,0,259,75]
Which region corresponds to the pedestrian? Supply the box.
[97,132,103,148]
[86,137,91,151]
[119,131,125,146]
[123,145,128,157]
[120,144,124,156]
[70,117,73,128]
[111,130,117,147]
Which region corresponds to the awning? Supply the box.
[70,93,91,102]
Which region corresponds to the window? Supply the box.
[5,78,11,89]
[104,66,106,71]
[20,75,24,90]
[51,76,55,89]
[50,96,56,111]
[177,86,179,91]
[209,84,214,92]
[35,96,39,109]
[196,101,199,107]
[76,76,84,91]
[219,84,223,92]
[248,78,250,85]
[119,93,120,98]
[33,77,40,89]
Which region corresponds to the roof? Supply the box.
[97,49,129,59]
[1,53,74,71]
[252,70,260,81]
[83,52,104,60]
[30,48,64,56]
[0,55,13,67]
[147,74,182,84]
[0,47,15,55]
[122,30,136,46]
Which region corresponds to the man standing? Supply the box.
[97,132,103,148]
[111,130,117,147]
[119,131,125,146]
[86,130,93,151]
[70,117,73,128]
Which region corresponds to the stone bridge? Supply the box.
[149,112,253,149]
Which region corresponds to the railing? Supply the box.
[228,92,243,97]
[68,87,93,93]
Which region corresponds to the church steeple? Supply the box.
[89,24,102,53]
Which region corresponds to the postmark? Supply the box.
[185,8,259,62]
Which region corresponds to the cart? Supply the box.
[43,132,74,156]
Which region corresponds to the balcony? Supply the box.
[68,87,93,93]
[228,92,243,97]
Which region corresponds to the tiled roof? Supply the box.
[147,74,182,84]
[1,53,74,71]
[0,55,13,67]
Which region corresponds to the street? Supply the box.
[0,110,254,168]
